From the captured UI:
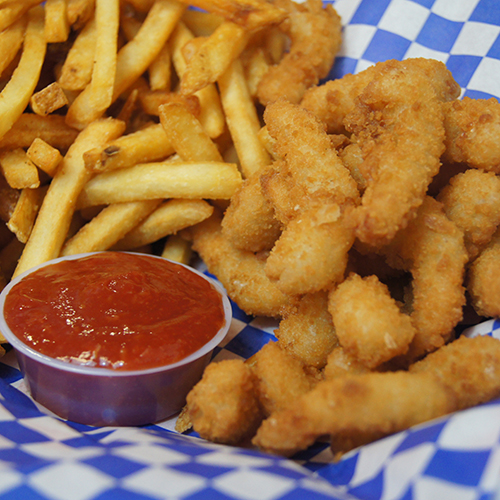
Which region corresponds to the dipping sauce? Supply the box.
[4,252,226,370]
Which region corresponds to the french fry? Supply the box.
[83,123,175,173]
[114,199,214,250]
[161,233,193,264]
[7,185,47,243]
[111,0,186,103]
[13,118,126,277]
[0,0,44,32]
[218,58,271,178]
[78,160,242,207]
[65,0,120,129]
[180,21,250,95]
[182,7,223,37]
[30,82,69,116]
[176,0,287,32]
[66,0,94,30]
[57,16,96,91]
[44,0,70,43]
[149,42,172,91]
[0,6,46,140]
[158,101,223,161]
[139,90,201,117]
[0,174,20,223]
[169,21,225,138]
[0,148,40,189]
[0,114,78,151]
[26,138,63,177]
[0,15,26,76]
[61,199,161,255]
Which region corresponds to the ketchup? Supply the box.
[4,252,226,370]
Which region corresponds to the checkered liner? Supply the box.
[2,0,500,498]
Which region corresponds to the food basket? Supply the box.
[1,0,500,499]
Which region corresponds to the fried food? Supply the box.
[275,291,339,369]
[443,97,500,173]
[344,58,459,247]
[328,273,415,369]
[437,169,500,260]
[256,0,342,106]
[384,196,468,361]
[467,228,500,318]
[185,359,264,445]
[190,210,293,318]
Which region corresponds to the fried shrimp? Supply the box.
[190,211,292,318]
[185,359,263,445]
[275,290,339,369]
[253,335,500,457]
[443,97,500,174]
[252,371,455,457]
[344,59,458,248]
[437,169,500,261]
[467,228,500,318]
[328,273,416,369]
[262,99,359,294]
[256,0,341,106]
[384,196,468,361]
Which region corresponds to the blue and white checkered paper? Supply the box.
[2,0,500,498]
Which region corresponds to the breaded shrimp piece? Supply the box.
[301,57,459,135]
[185,359,263,445]
[262,99,359,293]
[345,59,455,247]
[252,371,455,457]
[328,273,416,369]
[443,97,500,173]
[265,204,355,295]
[323,346,371,380]
[410,334,500,410]
[249,341,320,416]
[384,197,468,361]
[437,169,500,260]
[190,211,292,318]
[275,290,339,369]
[221,166,282,253]
[257,0,341,106]
[467,228,500,317]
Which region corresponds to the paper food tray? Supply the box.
[1,0,500,499]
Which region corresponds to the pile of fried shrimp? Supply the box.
[177,55,500,457]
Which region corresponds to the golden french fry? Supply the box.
[26,138,63,177]
[44,0,70,43]
[61,199,161,255]
[0,174,20,223]
[158,102,223,161]
[83,123,175,173]
[176,0,287,32]
[0,15,26,76]
[218,58,271,178]
[67,0,94,30]
[111,0,185,102]
[30,82,69,116]
[139,90,200,117]
[180,21,250,95]
[242,46,270,98]
[78,160,242,207]
[0,0,44,32]
[169,21,225,138]
[114,198,214,250]
[57,16,96,91]
[0,6,46,141]
[126,0,155,12]
[161,233,193,264]
[14,118,126,277]
[0,114,78,151]
[0,148,40,189]
[7,185,47,243]
[65,0,120,129]
[149,42,172,91]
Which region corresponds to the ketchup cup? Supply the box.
[0,252,232,426]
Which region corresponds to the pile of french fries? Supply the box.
[0,0,296,331]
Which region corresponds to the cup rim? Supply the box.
[0,251,232,377]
